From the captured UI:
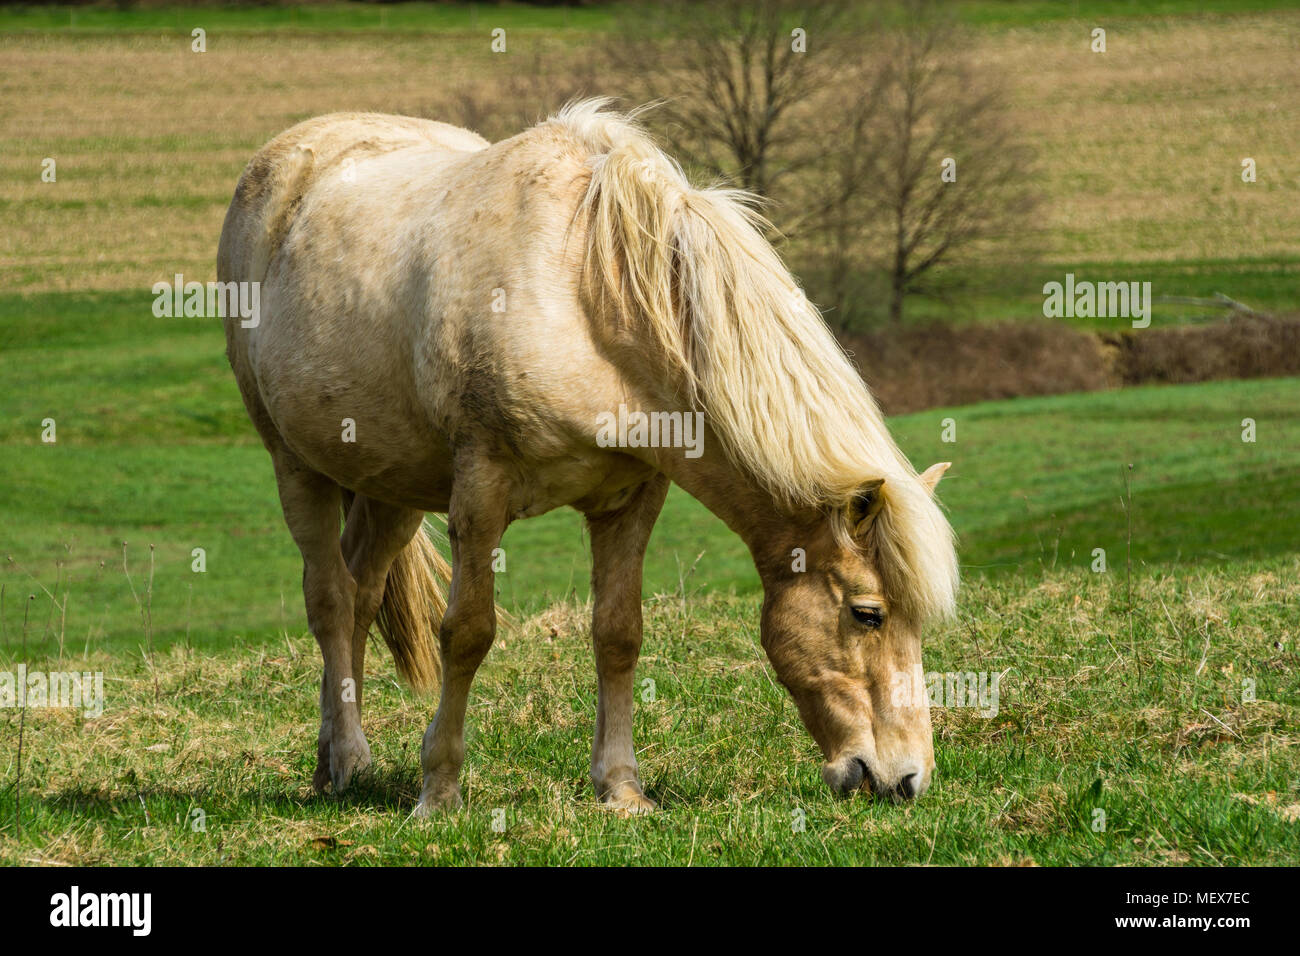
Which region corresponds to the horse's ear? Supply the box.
[848,478,886,538]
[919,462,950,497]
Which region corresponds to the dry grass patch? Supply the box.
[1,559,1296,865]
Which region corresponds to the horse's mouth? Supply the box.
[826,754,915,802]
[851,757,914,804]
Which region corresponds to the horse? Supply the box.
[217,100,958,815]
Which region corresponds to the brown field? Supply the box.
[2,13,1299,294]
[979,16,1300,262]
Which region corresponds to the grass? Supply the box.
[4,290,1299,652]
[3,1,1298,35]
[898,256,1300,328]
[1,285,1297,864]
[1,560,1295,865]
[0,2,619,36]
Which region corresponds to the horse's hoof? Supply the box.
[312,764,332,794]
[415,781,463,816]
[329,728,372,792]
[600,782,657,815]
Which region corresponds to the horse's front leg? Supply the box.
[585,474,670,813]
[415,454,512,815]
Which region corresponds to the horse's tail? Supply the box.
[375,519,449,696]
[339,494,516,695]
[340,492,447,696]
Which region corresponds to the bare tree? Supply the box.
[854,2,1036,323]
[611,0,1035,328]
[611,1,881,219]
[414,49,603,145]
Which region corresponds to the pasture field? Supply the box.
[2,340,1298,863]
[1,3,1297,866]
[0,533,1296,865]
[3,285,1299,651]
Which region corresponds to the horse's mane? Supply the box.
[550,99,957,622]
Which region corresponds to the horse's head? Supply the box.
[759,462,951,802]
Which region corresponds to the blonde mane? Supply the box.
[551,100,957,622]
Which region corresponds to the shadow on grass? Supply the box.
[25,762,422,819]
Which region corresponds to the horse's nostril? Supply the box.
[852,758,876,794]
[898,772,920,799]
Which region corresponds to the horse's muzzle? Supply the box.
[824,756,930,803]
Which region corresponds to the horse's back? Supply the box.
[218,112,487,289]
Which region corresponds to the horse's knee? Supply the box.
[438,615,495,673]
[593,631,642,673]
[592,599,644,673]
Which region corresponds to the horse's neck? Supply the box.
[655,438,816,583]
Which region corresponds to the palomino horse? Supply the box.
[218,101,958,814]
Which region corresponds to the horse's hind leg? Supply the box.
[585,474,670,813]
[416,454,511,815]
[269,449,368,793]
[339,493,426,712]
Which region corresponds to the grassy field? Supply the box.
[3,0,1298,33]
[1,523,1296,865]
[2,290,1298,863]
[4,287,1299,653]
[1,2,1297,866]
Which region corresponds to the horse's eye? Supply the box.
[851,605,884,629]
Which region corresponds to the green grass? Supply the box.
[2,288,1297,865]
[0,3,618,36]
[893,256,1300,328]
[3,290,1298,656]
[1,561,1295,865]
[4,0,1297,37]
